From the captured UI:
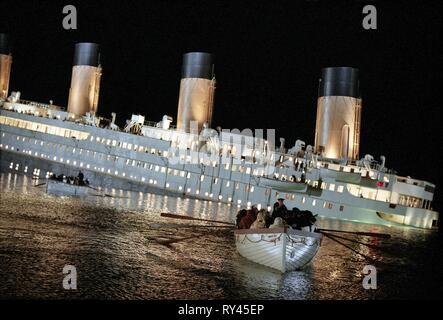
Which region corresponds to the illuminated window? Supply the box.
[329,184,335,192]
[312,199,316,206]
[302,197,306,204]
[337,185,344,193]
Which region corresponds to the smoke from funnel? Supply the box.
[314,67,362,160]
[177,52,216,133]
[0,33,12,100]
[67,43,102,116]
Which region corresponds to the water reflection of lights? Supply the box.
[233,255,312,299]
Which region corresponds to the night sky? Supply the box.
[2,0,442,210]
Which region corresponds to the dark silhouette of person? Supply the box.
[238,210,256,229]
[236,209,247,228]
[272,198,288,222]
[77,171,84,185]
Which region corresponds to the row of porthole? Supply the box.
[8,161,53,178]
[2,135,266,207]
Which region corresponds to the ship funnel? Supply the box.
[67,43,102,116]
[0,33,12,100]
[177,52,216,133]
[314,67,362,160]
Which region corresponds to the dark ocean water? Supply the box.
[0,172,442,300]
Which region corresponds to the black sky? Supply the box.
[2,0,442,209]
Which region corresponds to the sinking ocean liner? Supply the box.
[0,35,439,229]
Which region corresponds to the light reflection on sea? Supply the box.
[0,172,442,299]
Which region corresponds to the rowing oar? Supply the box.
[321,232,384,251]
[318,228,391,239]
[161,212,236,226]
[85,184,114,198]
[322,232,378,263]
[150,236,198,246]
[33,182,46,187]
[150,223,234,229]
[82,184,131,198]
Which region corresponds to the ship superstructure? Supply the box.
[0,36,439,229]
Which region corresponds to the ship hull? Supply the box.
[234,227,322,273]
[0,108,438,229]
[1,150,438,229]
